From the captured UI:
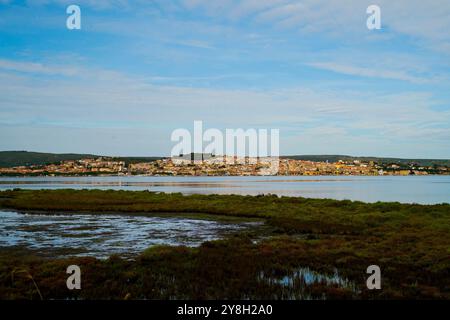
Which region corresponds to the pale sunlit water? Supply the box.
[0,211,258,258]
[0,175,449,204]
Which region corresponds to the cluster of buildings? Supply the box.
[0,155,448,176]
[131,157,443,176]
[0,158,126,175]
[130,155,279,176]
[278,159,435,176]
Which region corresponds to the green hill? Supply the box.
[0,151,100,168]
[281,155,450,167]
[0,151,162,168]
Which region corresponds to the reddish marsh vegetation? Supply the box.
[0,189,449,299]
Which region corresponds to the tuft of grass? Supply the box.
[10,268,43,300]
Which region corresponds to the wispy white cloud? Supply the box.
[307,62,429,84]
[178,0,450,54]
[17,0,450,49]
[25,0,132,10]
[0,58,81,76]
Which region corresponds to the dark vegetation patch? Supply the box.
[1,236,448,300]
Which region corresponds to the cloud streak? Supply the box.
[307,62,430,84]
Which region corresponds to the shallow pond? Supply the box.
[258,267,360,299]
[0,210,258,258]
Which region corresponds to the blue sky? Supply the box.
[0,0,450,157]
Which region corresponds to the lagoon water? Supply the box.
[0,211,255,258]
[0,175,449,204]
[1,176,448,260]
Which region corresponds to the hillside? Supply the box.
[0,151,162,168]
[281,155,450,167]
[0,151,100,168]
[1,151,448,168]
[111,156,164,164]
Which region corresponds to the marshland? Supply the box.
[0,189,449,299]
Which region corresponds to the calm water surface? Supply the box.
[0,175,449,204]
[0,211,257,258]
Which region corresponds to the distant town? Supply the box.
[0,153,448,176]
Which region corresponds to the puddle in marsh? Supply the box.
[258,267,359,299]
[0,211,259,258]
